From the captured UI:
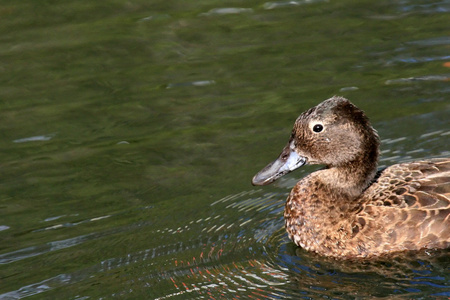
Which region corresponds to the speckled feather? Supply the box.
[253,96,449,258]
[284,158,449,258]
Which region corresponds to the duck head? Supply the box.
[252,96,379,186]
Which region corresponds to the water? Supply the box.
[0,0,449,298]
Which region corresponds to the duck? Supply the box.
[252,96,449,259]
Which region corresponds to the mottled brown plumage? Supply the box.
[252,96,449,258]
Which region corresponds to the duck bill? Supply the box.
[252,144,307,186]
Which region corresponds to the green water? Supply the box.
[0,0,449,298]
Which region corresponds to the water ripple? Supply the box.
[385,74,450,85]
[0,234,94,265]
[199,8,253,16]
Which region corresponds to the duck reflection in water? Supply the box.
[252,96,449,259]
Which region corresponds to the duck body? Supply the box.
[252,96,449,258]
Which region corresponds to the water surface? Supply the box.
[0,0,449,299]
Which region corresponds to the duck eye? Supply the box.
[312,124,323,133]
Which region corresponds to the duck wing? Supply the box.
[357,158,450,252]
[367,158,449,209]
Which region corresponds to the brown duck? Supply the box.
[252,96,449,258]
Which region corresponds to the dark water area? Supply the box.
[0,0,449,299]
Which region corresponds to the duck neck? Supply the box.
[322,141,379,198]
